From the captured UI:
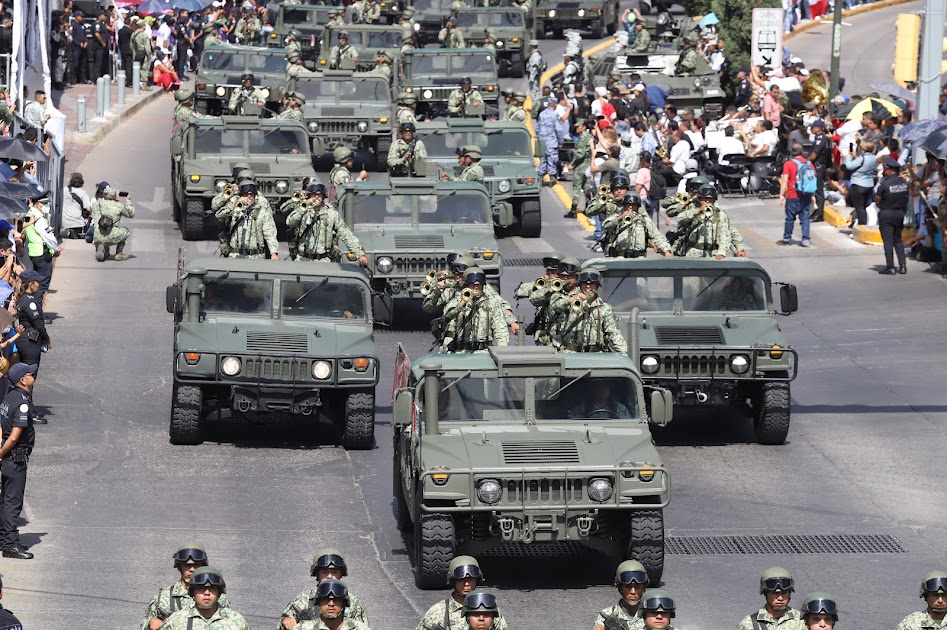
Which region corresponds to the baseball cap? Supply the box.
[96,181,111,190]
[19,271,42,283]
[809,119,825,129]
[7,362,37,384]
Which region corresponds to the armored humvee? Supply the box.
[411,0,449,45]
[266,4,338,64]
[194,45,287,115]
[453,8,530,78]
[170,117,317,240]
[392,345,673,588]
[584,258,799,444]
[400,49,501,119]
[535,0,619,39]
[317,23,405,71]
[415,119,542,237]
[166,257,392,449]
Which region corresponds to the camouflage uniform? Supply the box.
[513,281,562,346]
[504,105,527,123]
[440,293,510,353]
[584,197,621,221]
[603,208,671,257]
[204,32,223,48]
[285,39,302,60]
[896,611,947,630]
[174,104,209,125]
[331,165,354,189]
[736,608,805,630]
[372,61,392,83]
[397,105,416,125]
[387,138,428,177]
[131,28,153,79]
[288,63,319,80]
[526,48,544,100]
[162,605,249,630]
[92,197,135,246]
[439,26,466,48]
[447,89,482,117]
[449,0,468,12]
[570,130,592,210]
[140,582,233,630]
[628,27,650,53]
[672,204,744,258]
[661,192,696,219]
[444,162,484,183]
[329,43,359,68]
[362,0,381,22]
[228,87,267,115]
[297,619,370,630]
[417,596,510,630]
[287,203,361,261]
[281,588,369,625]
[675,47,698,76]
[593,602,644,630]
[214,197,279,258]
[549,291,627,353]
[235,16,262,44]
[278,107,305,121]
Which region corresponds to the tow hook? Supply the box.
[299,404,313,416]
[576,516,593,537]
[236,399,251,412]
[498,517,515,541]
[695,390,709,403]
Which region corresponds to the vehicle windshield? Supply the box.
[352,193,490,225]
[202,278,273,316]
[281,280,368,320]
[201,51,286,76]
[329,29,402,49]
[412,0,447,12]
[420,130,532,159]
[601,273,768,312]
[412,53,496,76]
[456,11,525,28]
[281,7,330,25]
[193,128,308,156]
[295,79,389,103]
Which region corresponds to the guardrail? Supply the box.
[10,113,65,236]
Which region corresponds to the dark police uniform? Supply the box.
[0,604,23,630]
[17,292,48,370]
[875,169,910,272]
[93,17,109,79]
[734,76,751,109]
[808,131,831,221]
[0,385,36,553]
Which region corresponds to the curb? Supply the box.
[852,224,917,245]
[823,205,851,228]
[784,0,919,40]
[67,87,165,146]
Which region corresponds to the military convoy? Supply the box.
[166,256,391,449]
[535,0,619,39]
[392,345,673,588]
[400,49,501,119]
[453,8,530,78]
[318,23,404,71]
[194,45,287,115]
[585,258,798,444]
[266,4,336,64]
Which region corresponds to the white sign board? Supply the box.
[751,8,784,69]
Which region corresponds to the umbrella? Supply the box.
[137,0,173,14]
[920,127,947,159]
[172,0,208,10]
[0,182,42,200]
[699,13,719,26]
[0,137,49,162]
[839,97,902,121]
[869,82,917,104]
[0,196,28,216]
[899,119,947,145]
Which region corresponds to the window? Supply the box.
[681,274,767,312]
[437,377,527,422]
[351,194,490,225]
[202,51,242,72]
[281,280,367,319]
[456,11,524,27]
[536,376,639,420]
[420,130,531,158]
[202,279,272,316]
[194,129,244,156]
[247,129,308,155]
[296,79,388,103]
[601,275,675,312]
[247,54,290,75]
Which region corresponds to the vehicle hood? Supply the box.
[177,318,374,355]
[357,225,498,252]
[616,312,788,347]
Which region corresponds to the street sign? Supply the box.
[751,8,784,69]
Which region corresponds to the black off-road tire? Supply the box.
[182,198,205,241]
[519,200,542,237]
[753,379,791,445]
[591,19,604,39]
[510,56,525,78]
[535,20,545,38]
[169,385,203,445]
[393,441,412,530]
[414,508,455,589]
[375,137,392,172]
[628,508,665,586]
[341,390,375,450]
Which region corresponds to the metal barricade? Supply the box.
[9,113,66,235]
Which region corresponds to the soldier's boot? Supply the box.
[95,243,106,262]
[114,241,130,261]
[564,202,577,218]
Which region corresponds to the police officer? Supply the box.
[549,269,627,353]
[0,363,38,560]
[462,591,502,630]
[442,146,484,182]
[592,560,649,630]
[162,567,249,630]
[388,122,427,177]
[736,568,804,630]
[329,32,358,69]
[281,549,369,628]
[897,572,947,630]
[440,268,510,353]
[672,184,745,259]
[875,156,910,275]
[228,73,266,115]
[640,590,676,630]
[288,183,366,263]
[16,270,49,376]
[215,181,279,259]
[536,96,565,184]
[141,543,233,630]
[526,40,544,101]
[448,78,482,117]
[0,576,23,628]
[295,580,368,630]
[603,193,673,258]
[330,147,369,198]
[417,556,509,630]
[799,593,838,630]
[806,119,831,222]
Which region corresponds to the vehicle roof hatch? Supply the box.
[488,346,564,377]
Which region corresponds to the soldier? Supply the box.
[504,91,528,123]
[526,40,544,101]
[439,17,466,48]
[423,253,472,322]
[329,31,359,69]
[481,29,497,55]
[214,181,279,259]
[549,269,627,353]
[228,73,266,115]
[295,580,368,630]
[640,590,676,630]
[235,6,261,45]
[674,38,698,77]
[288,183,366,263]
[736,568,804,630]
[441,146,484,182]
[131,20,153,85]
[396,92,418,124]
[330,147,369,198]
[672,184,745,259]
[287,52,319,81]
[140,543,233,630]
[285,29,303,61]
[592,560,650,630]
[562,51,581,92]
[328,8,347,28]
[449,0,468,16]
[603,193,673,258]
[279,549,369,628]
[799,594,838,630]
[173,90,211,125]
[448,77,482,117]
[161,567,249,630]
[92,186,135,262]
[536,97,564,184]
[513,253,565,346]
[388,122,428,177]
[586,174,630,228]
[362,0,381,23]
[417,556,509,630]
[897,572,947,630]
[565,119,591,217]
[440,268,509,353]
[569,377,632,419]
[372,50,393,83]
[662,176,707,222]
[202,21,223,48]
[628,21,650,53]
[462,591,502,630]
[278,92,306,121]
[401,32,417,57]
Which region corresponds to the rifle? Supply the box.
[447,294,481,353]
[405,139,417,176]
[602,613,631,630]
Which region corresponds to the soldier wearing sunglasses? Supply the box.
[140,543,232,630]
[463,590,503,630]
[280,549,369,629]
[897,572,947,630]
[417,556,508,630]
[161,566,249,630]
[592,560,649,630]
[737,568,804,630]
[640,590,676,630]
[799,594,838,630]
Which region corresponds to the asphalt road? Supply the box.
[4,6,947,629]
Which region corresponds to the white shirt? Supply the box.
[709,50,725,72]
[717,136,746,165]
[669,139,690,176]
[836,119,863,157]
[750,129,778,156]
[685,129,706,151]
[157,22,172,49]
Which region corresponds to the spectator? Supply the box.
[745,120,778,157]
[762,84,782,128]
[778,142,813,247]
[22,90,48,130]
[843,140,878,227]
[657,129,690,187]
[717,126,747,165]
[635,151,653,217]
[117,17,134,87]
[824,166,849,208]
[62,172,92,239]
[23,198,61,305]
[152,50,180,92]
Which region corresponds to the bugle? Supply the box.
[223,183,238,196]
[571,294,587,312]
[461,288,475,301]
[420,281,435,296]
[292,190,307,202]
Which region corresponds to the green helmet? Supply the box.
[614,560,649,586]
[558,257,581,276]
[310,548,348,577]
[800,593,838,620]
[173,542,208,566]
[174,89,194,103]
[463,267,487,285]
[333,147,354,164]
[640,589,675,617]
[447,555,483,584]
[289,28,303,39]
[921,571,947,598]
[188,566,226,594]
[760,567,794,594]
[685,176,711,194]
[451,256,476,274]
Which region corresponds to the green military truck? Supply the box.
[165,256,392,449]
[170,117,317,240]
[411,0,449,45]
[400,49,501,120]
[392,345,673,588]
[453,8,530,78]
[535,0,619,39]
[289,70,393,170]
[584,258,799,444]
[265,4,338,64]
[194,45,287,115]
[317,23,405,72]
[335,179,502,303]
[415,119,542,237]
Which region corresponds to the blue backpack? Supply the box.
[792,158,818,195]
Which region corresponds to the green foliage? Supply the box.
[681,0,782,71]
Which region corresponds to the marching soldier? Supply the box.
[672,184,745,259]
[674,37,698,77]
[663,176,708,221]
[214,181,279,259]
[396,91,418,124]
[602,193,672,258]
[503,91,528,123]
[462,592,503,630]
[278,92,306,121]
[140,543,233,630]
[897,572,947,630]
[526,40,544,101]
[441,146,484,183]
[287,183,366,263]
[329,31,359,69]
[440,268,509,353]
[592,560,650,630]
[92,186,135,262]
[161,567,249,630]
[737,567,804,630]
[514,253,564,346]
[640,590,676,630]
[549,269,627,353]
[585,174,631,225]
[372,50,393,83]
[439,17,466,48]
[280,550,369,629]
[173,90,213,125]
[294,580,368,630]
[448,78,482,118]
[417,556,509,630]
[566,118,592,217]
[388,122,427,177]
[228,73,266,115]
[330,147,369,198]
[285,29,303,61]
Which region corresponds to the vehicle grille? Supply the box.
[243,357,311,380]
[394,235,445,249]
[419,86,453,101]
[502,440,580,464]
[548,8,589,18]
[322,107,356,117]
[393,255,449,274]
[246,331,309,353]
[661,355,729,376]
[320,120,360,134]
[654,326,724,345]
[505,478,583,505]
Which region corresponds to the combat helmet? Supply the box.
[315,578,350,606]
[697,183,718,200]
[333,147,354,164]
[173,542,208,566]
[289,28,303,39]
[921,571,947,599]
[541,252,564,271]
[621,192,642,207]
[310,548,348,577]
[462,267,487,285]
[450,256,475,275]
[614,560,649,586]
[447,555,483,585]
[399,91,418,104]
[188,566,226,594]
[760,567,794,594]
[685,175,711,194]
[400,121,416,133]
[800,593,838,620]
[307,183,328,197]
[174,89,194,103]
[558,257,581,276]
[611,175,632,190]
[231,162,252,178]
[462,590,498,616]
[640,589,675,617]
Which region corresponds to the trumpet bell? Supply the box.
[420,282,434,296]
[461,288,475,301]
[550,278,564,292]
[534,277,547,289]
[425,269,438,282]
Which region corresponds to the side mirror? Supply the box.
[373,292,394,327]
[170,136,183,157]
[494,201,514,228]
[534,139,546,157]
[165,284,180,314]
[648,388,673,426]
[393,388,413,427]
[779,284,798,314]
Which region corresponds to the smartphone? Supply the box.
[119,191,129,197]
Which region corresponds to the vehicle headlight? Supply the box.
[578,8,586,16]
[639,466,655,482]
[481,250,494,260]
[413,22,420,31]
[730,354,750,374]
[641,355,659,375]
[422,89,434,99]
[357,120,369,132]
[308,120,320,132]
[215,86,226,97]
[259,88,270,99]
[693,78,702,88]
[770,345,784,359]
[376,256,393,273]
[220,356,241,376]
[312,360,332,380]
[588,478,613,502]
[547,9,556,17]
[477,479,501,504]
[495,40,504,48]
[215,179,227,192]
[498,179,511,193]
[275,180,289,193]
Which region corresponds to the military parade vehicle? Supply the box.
[166,256,392,449]
[391,344,673,588]
[335,179,502,303]
[194,45,287,115]
[415,119,542,237]
[399,49,501,119]
[265,4,337,64]
[534,0,619,39]
[288,70,393,170]
[453,8,530,77]
[170,117,317,240]
[411,0,451,46]
[584,258,798,444]
[317,23,405,72]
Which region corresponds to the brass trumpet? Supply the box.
[420,281,434,296]
[597,183,611,203]
[461,288,475,301]
[571,294,587,312]
[622,214,636,225]
[234,199,250,210]
[535,277,564,291]
[223,183,238,196]
[425,269,450,282]
[675,192,691,204]
[292,190,307,202]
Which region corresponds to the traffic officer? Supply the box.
[278,92,306,121]
[799,593,838,630]
[674,38,698,76]
[396,91,418,124]
[592,560,650,630]
[285,28,303,61]
[372,50,393,83]
[417,556,509,630]
[173,90,211,125]
[526,40,544,101]
[214,181,279,259]
[549,269,627,353]
[440,267,510,353]
[330,147,369,198]
[228,73,266,115]
[672,184,745,259]
[603,193,673,258]
[565,118,592,217]
[0,576,23,628]
[463,591,502,630]
[896,572,947,630]
[737,568,804,630]
[536,96,565,184]
[295,580,368,630]
[280,549,369,628]
[640,590,676,630]
[504,91,528,123]
[442,146,484,183]
[875,156,910,275]
[439,16,465,48]
[140,543,233,630]
[0,363,37,560]
[388,122,428,177]
[329,31,358,69]
[15,271,49,376]
[448,77,482,117]
[161,567,249,630]
[92,186,136,262]
[288,183,366,263]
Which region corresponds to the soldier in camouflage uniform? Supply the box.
[526,40,544,101]
[439,17,466,47]
[161,567,249,630]
[799,593,838,630]
[736,568,804,630]
[640,590,676,630]
[362,0,382,23]
[513,253,563,346]
[481,29,497,55]
[462,591,503,630]
[330,147,369,199]
[440,268,509,353]
[401,32,416,57]
[426,253,516,343]
[592,560,649,630]
[672,185,745,259]
[897,573,947,630]
[372,50,393,83]
[280,549,369,629]
[674,38,698,77]
[278,92,306,121]
[228,73,267,115]
[288,52,320,81]
[661,176,706,222]
[212,165,255,256]
[287,183,366,263]
[141,543,233,630]
[549,269,627,353]
[388,122,427,177]
[503,91,528,123]
[396,92,418,124]
[585,174,630,226]
[214,181,279,259]
[329,32,359,69]
[603,193,672,258]
[535,256,580,348]
[235,7,262,45]
[447,78,482,117]
[417,556,509,630]
[441,146,485,183]
[294,580,369,630]
[202,21,224,48]
[92,186,135,262]
[285,29,303,61]
[565,118,591,218]
[174,90,212,125]
[131,21,153,84]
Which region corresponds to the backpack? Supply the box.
[98,213,114,231]
[792,158,818,195]
[647,169,667,201]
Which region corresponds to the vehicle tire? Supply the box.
[393,444,412,531]
[169,385,203,445]
[518,200,542,237]
[342,390,375,450]
[171,185,181,223]
[511,56,525,78]
[182,198,205,241]
[753,378,791,445]
[375,137,392,172]
[414,507,455,589]
[591,19,604,39]
[628,508,664,586]
[608,6,620,33]
[535,20,545,38]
